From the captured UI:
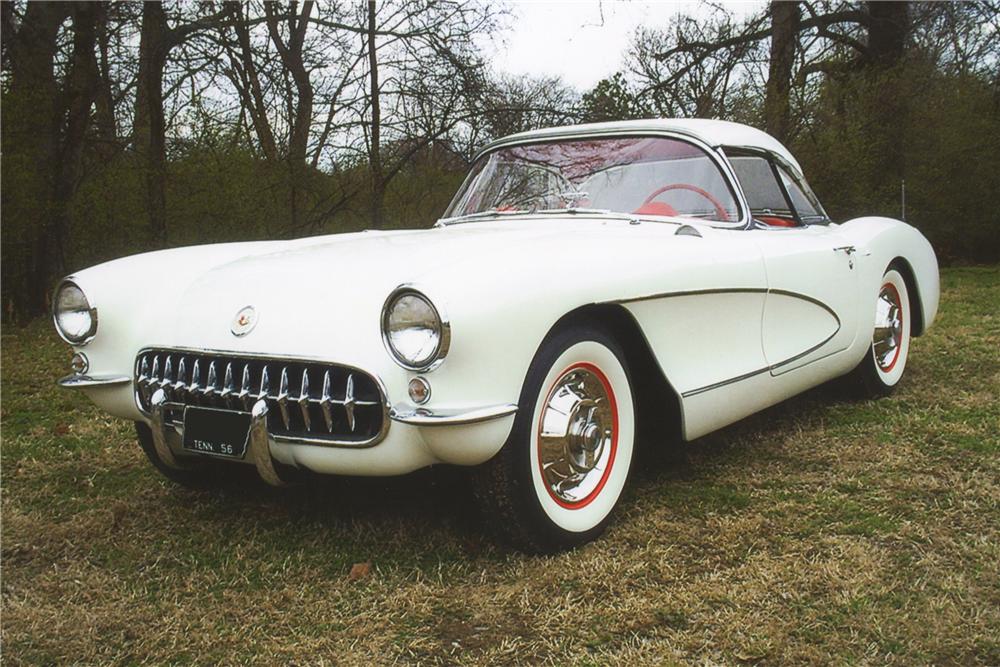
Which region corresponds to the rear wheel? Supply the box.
[846,267,912,398]
[473,324,636,553]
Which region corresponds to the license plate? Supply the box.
[182,406,252,459]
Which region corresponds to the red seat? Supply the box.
[633,201,679,217]
[757,215,797,227]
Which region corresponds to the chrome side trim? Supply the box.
[58,373,131,389]
[680,367,769,398]
[680,342,843,397]
[390,403,518,427]
[610,287,844,397]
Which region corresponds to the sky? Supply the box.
[486,1,765,91]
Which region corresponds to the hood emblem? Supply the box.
[231,305,258,337]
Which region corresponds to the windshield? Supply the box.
[444,136,741,223]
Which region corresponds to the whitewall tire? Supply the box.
[847,267,912,397]
[473,323,636,553]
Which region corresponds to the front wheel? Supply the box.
[846,267,912,398]
[473,324,636,553]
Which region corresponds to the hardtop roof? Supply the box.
[481,118,802,173]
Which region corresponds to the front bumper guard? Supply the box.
[149,388,287,486]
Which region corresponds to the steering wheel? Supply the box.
[642,183,730,222]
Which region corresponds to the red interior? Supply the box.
[632,201,679,217]
[756,215,797,227]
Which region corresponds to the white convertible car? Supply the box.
[54,119,939,552]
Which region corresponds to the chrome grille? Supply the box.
[134,349,385,444]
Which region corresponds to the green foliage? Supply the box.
[2,102,467,316]
[1,82,57,312]
[4,9,998,323]
[63,145,466,265]
[792,60,1000,263]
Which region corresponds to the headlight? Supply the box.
[53,280,97,345]
[381,287,450,370]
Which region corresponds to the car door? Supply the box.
[728,151,858,375]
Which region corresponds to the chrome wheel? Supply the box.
[537,363,618,507]
[475,328,635,552]
[873,283,904,372]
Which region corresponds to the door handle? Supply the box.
[833,245,857,269]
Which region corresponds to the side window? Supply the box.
[776,165,829,223]
[727,154,797,226]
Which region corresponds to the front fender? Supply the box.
[840,217,940,335]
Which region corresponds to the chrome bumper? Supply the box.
[58,373,130,388]
[390,403,517,426]
[149,388,288,486]
[64,368,517,485]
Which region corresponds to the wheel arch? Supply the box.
[542,303,684,445]
[888,256,926,337]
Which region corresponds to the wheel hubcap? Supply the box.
[538,365,617,506]
[873,283,903,371]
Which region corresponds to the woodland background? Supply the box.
[2,0,998,321]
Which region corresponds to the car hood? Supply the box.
[194,222,567,291]
[69,214,727,411]
[88,214,725,378]
[160,217,685,357]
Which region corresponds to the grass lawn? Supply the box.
[2,266,998,665]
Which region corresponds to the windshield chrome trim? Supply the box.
[438,208,644,227]
[449,129,750,229]
[475,125,721,161]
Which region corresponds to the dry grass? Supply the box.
[2,266,998,665]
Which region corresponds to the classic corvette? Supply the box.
[54,119,939,552]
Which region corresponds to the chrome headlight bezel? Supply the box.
[52,279,98,345]
[380,286,450,372]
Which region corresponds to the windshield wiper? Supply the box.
[438,206,618,226]
[436,209,529,226]
[532,207,615,216]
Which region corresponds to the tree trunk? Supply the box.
[264,1,314,232]
[92,3,118,160]
[367,0,384,229]
[230,1,279,161]
[865,2,910,197]
[867,1,909,68]
[35,3,101,308]
[764,1,800,143]
[3,2,68,316]
[0,0,16,70]
[134,1,169,247]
